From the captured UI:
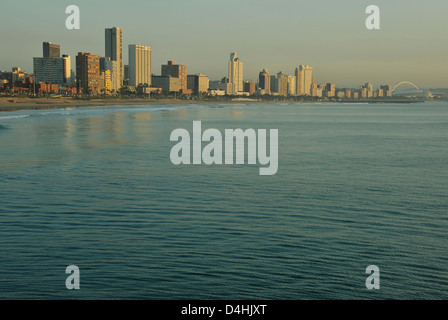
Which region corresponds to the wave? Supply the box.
[0,115,30,120]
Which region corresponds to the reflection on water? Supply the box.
[0,102,447,299]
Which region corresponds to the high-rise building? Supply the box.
[380,85,392,97]
[361,83,373,97]
[62,55,71,84]
[161,61,187,91]
[9,67,27,86]
[336,91,345,99]
[43,42,60,58]
[310,83,323,97]
[76,52,100,94]
[243,81,256,95]
[287,75,296,96]
[33,58,64,84]
[345,89,352,99]
[187,73,209,95]
[277,72,288,97]
[151,75,181,93]
[228,52,243,95]
[325,83,336,97]
[360,87,367,98]
[258,69,270,95]
[209,79,232,94]
[295,65,313,96]
[34,43,66,84]
[105,27,123,89]
[362,82,373,92]
[123,65,129,86]
[270,75,278,94]
[311,82,318,97]
[128,44,151,87]
[100,69,112,94]
[99,57,108,72]
[100,57,120,93]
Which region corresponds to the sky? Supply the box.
[0,0,447,88]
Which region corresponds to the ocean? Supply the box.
[0,102,447,299]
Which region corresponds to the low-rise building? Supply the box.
[151,75,181,93]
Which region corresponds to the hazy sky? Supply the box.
[1,0,447,88]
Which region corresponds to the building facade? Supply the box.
[187,73,209,94]
[161,61,187,91]
[152,75,181,93]
[270,75,278,94]
[100,57,120,93]
[296,65,313,96]
[228,52,243,95]
[43,42,60,58]
[258,69,270,95]
[277,72,288,97]
[62,55,71,84]
[287,75,296,96]
[105,27,123,90]
[129,44,151,87]
[33,57,64,84]
[325,83,336,98]
[76,52,100,95]
[243,81,256,95]
[100,69,112,94]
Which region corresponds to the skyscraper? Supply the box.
[380,85,392,97]
[270,74,278,94]
[100,57,120,93]
[105,27,123,90]
[62,55,71,84]
[34,42,64,84]
[259,69,270,95]
[361,82,373,97]
[76,52,100,94]
[311,82,319,97]
[295,65,313,96]
[228,52,243,95]
[100,69,112,94]
[277,72,288,97]
[325,83,335,97]
[129,44,151,87]
[162,61,187,91]
[123,65,129,86]
[287,75,296,96]
[43,42,60,58]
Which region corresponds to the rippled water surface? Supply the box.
[0,102,447,299]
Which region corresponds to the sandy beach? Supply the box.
[0,96,256,112]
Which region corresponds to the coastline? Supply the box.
[0,97,238,112]
[0,96,429,112]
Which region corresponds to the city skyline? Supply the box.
[0,37,434,98]
[0,0,447,88]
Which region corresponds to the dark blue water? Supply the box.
[0,102,447,299]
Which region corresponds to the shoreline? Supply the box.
[0,96,429,112]
[0,97,238,112]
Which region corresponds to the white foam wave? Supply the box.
[0,115,30,120]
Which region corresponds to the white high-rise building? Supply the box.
[295,65,313,96]
[228,52,243,95]
[128,44,151,87]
